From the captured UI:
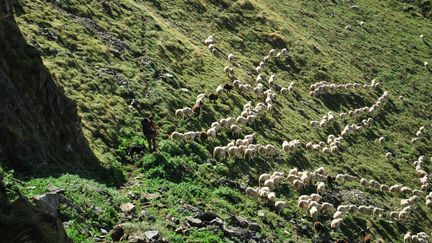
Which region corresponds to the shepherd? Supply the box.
[141,116,158,151]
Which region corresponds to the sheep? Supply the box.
[213,146,227,159]
[335,174,346,183]
[380,185,389,192]
[331,218,343,229]
[228,146,241,158]
[175,109,185,119]
[232,80,241,88]
[389,184,402,193]
[385,152,393,160]
[321,202,336,215]
[268,49,277,57]
[263,178,275,188]
[424,61,429,67]
[230,125,242,137]
[274,201,287,214]
[317,182,326,194]
[224,66,234,76]
[192,101,203,115]
[171,132,185,141]
[220,117,234,128]
[208,93,218,103]
[227,53,235,61]
[378,137,385,144]
[333,211,344,219]
[206,127,218,140]
[236,116,248,124]
[373,207,385,217]
[313,221,324,233]
[298,200,310,211]
[310,206,319,219]
[184,131,199,141]
[337,205,350,213]
[293,180,305,190]
[310,193,322,202]
[245,187,259,197]
[267,192,277,203]
[358,206,372,215]
[256,74,265,83]
[244,148,256,161]
[223,83,234,92]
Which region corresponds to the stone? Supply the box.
[48,185,65,194]
[120,202,135,213]
[110,224,125,242]
[34,192,60,217]
[128,235,145,243]
[209,218,224,226]
[144,230,160,241]
[197,211,219,222]
[186,217,203,227]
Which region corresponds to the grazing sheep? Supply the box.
[192,101,203,116]
[274,201,287,214]
[245,187,259,197]
[230,125,242,137]
[227,53,235,61]
[223,83,234,93]
[213,146,227,159]
[170,132,185,141]
[378,136,385,144]
[321,202,336,215]
[317,182,326,194]
[293,180,305,190]
[310,206,319,219]
[385,152,393,160]
[175,109,185,119]
[224,66,234,76]
[313,221,324,232]
[331,218,343,229]
[208,93,218,103]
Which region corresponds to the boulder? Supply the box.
[120,202,135,213]
[144,230,160,241]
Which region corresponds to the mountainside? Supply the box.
[1,0,432,242]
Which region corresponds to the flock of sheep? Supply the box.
[166,29,431,241]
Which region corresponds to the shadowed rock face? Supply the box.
[0,0,94,172]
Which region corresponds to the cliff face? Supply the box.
[0,1,93,172]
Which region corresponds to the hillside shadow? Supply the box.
[0,2,125,186]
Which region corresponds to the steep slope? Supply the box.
[1,0,432,242]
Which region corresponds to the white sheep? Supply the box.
[331,218,343,229]
[245,187,259,197]
[310,206,319,219]
[317,182,326,194]
[230,125,242,136]
[170,132,185,141]
[213,146,227,159]
[227,53,235,61]
[274,201,287,214]
[321,202,336,215]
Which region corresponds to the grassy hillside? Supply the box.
[1,0,432,242]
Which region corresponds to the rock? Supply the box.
[100,228,108,234]
[180,204,204,214]
[128,235,146,243]
[34,192,60,217]
[139,210,155,222]
[48,185,65,194]
[144,230,160,241]
[110,224,125,242]
[197,211,219,222]
[223,226,252,239]
[143,193,161,200]
[230,215,261,231]
[175,226,190,236]
[120,203,135,213]
[186,217,203,227]
[209,218,224,227]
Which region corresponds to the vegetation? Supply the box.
[1,0,431,242]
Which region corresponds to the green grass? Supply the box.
[1,0,432,241]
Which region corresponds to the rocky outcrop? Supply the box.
[0,1,97,172]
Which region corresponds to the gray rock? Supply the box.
[128,235,145,243]
[120,202,135,213]
[186,217,203,227]
[110,224,125,242]
[144,230,160,241]
[34,192,60,217]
